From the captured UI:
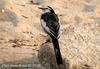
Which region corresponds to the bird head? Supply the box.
[38,6,55,13]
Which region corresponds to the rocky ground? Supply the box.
[0,0,100,69]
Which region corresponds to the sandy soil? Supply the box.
[0,0,100,69]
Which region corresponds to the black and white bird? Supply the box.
[39,6,63,65]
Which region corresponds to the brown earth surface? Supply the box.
[0,0,100,69]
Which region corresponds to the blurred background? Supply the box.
[0,0,100,69]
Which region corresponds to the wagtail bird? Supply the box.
[39,6,63,65]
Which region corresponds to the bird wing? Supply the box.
[45,14,60,38]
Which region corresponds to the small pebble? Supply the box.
[1,9,5,13]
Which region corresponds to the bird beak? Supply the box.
[38,7,47,10]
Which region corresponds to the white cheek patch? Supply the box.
[42,9,50,14]
[45,10,50,13]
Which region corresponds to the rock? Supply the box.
[0,9,18,26]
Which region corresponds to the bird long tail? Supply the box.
[50,34,63,65]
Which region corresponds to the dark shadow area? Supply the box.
[38,43,70,69]
[0,9,19,26]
